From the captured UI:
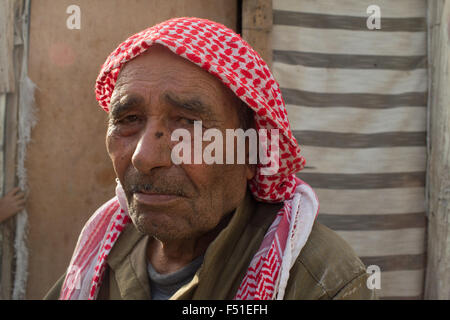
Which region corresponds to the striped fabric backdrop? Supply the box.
[272,0,428,299]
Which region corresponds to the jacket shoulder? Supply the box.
[43,273,66,300]
[284,221,375,299]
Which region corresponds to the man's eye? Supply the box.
[118,115,140,124]
[178,117,196,125]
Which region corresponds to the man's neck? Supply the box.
[146,213,233,274]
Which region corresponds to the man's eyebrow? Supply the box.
[164,93,215,119]
[109,94,145,118]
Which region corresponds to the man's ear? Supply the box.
[244,133,256,180]
[246,164,256,180]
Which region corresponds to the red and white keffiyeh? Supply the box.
[60,17,319,300]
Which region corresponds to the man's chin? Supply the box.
[128,207,190,240]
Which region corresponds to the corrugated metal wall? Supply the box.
[272,0,428,299]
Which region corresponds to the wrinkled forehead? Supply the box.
[111,44,243,112]
[114,44,226,93]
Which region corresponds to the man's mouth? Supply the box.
[132,190,184,205]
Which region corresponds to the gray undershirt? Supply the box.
[147,255,204,300]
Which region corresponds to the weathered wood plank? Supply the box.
[0,94,5,197]
[0,93,5,299]
[424,0,450,300]
[0,0,16,93]
[242,0,273,67]
[0,0,23,300]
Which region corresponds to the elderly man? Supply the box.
[45,17,375,300]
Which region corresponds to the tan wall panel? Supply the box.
[27,0,237,299]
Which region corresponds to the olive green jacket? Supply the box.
[45,191,377,300]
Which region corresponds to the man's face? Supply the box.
[107,44,255,242]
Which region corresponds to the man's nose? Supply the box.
[131,120,172,173]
